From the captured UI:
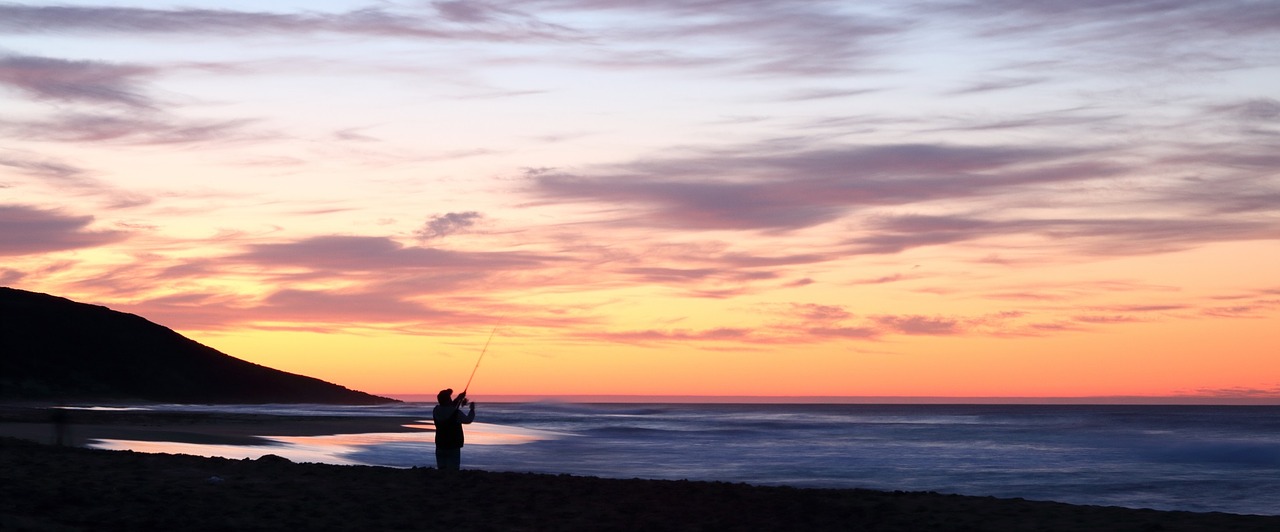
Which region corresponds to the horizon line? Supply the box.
[381,393,1280,405]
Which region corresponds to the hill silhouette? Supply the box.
[0,287,394,404]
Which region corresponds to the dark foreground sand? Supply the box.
[2,408,1278,531]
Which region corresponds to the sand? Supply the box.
[2,406,1277,531]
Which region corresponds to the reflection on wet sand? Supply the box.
[88,422,552,466]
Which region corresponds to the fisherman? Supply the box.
[432,388,476,470]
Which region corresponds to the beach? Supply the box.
[2,406,1278,531]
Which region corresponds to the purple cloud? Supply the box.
[531,143,1095,232]
[2,113,255,145]
[1207,98,1280,122]
[416,212,483,240]
[0,204,128,256]
[0,268,25,285]
[520,0,905,76]
[0,3,572,41]
[0,152,86,180]
[0,55,156,108]
[235,235,550,273]
[849,214,1279,256]
[935,1,1280,70]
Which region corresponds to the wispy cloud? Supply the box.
[1206,98,1280,123]
[578,327,754,346]
[0,52,265,151]
[0,3,576,42]
[531,143,1096,232]
[0,151,86,180]
[234,235,551,274]
[849,214,1279,256]
[1,112,256,145]
[0,54,156,108]
[0,150,151,208]
[934,0,1280,72]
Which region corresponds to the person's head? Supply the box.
[437,388,454,406]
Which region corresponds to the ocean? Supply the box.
[89,403,1280,516]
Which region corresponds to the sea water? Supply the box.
[89,403,1280,516]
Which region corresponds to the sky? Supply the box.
[2,0,1278,401]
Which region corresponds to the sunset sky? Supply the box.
[3,1,1278,400]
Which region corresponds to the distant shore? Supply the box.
[2,406,1278,531]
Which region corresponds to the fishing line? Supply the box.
[462,323,499,394]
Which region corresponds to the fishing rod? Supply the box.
[462,323,499,396]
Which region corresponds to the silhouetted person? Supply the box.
[50,405,69,446]
[432,388,475,470]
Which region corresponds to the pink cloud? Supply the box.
[0,204,128,256]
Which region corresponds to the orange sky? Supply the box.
[2,1,1278,401]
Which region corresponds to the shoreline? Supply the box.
[387,394,1280,405]
[0,404,429,447]
[4,404,1279,530]
[3,437,1278,531]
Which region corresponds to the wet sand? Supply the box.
[0,404,428,447]
[2,406,1278,531]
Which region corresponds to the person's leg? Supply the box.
[435,447,461,470]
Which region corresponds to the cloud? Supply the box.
[934,0,1280,72]
[531,143,1095,232]
[620,267,719,283]
[0,55,156,108]
[1192,385,1280,399]
[538,0,906,76]
[235,235,550,273]
[0,3,574,42]
[0,204,128,256]
[255,289,470,326]
[0,150,151,208]
[106,287,495,332]
[850,214,1279,256]
[849,272,923,285]
[806,326,880,339]
[434,1,497,23]
[1207,98,1280,122]
[0,55,259,149]
[790,303,853,323]
[775,87,882,102]
[949,76,1049,95]
[49,0,873,77]
[0,152,87,180]
[874,314,962,335]
[578,327,754,346]
[0,268,25,285]
[416,212,483,240]
[1,113,256,145]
